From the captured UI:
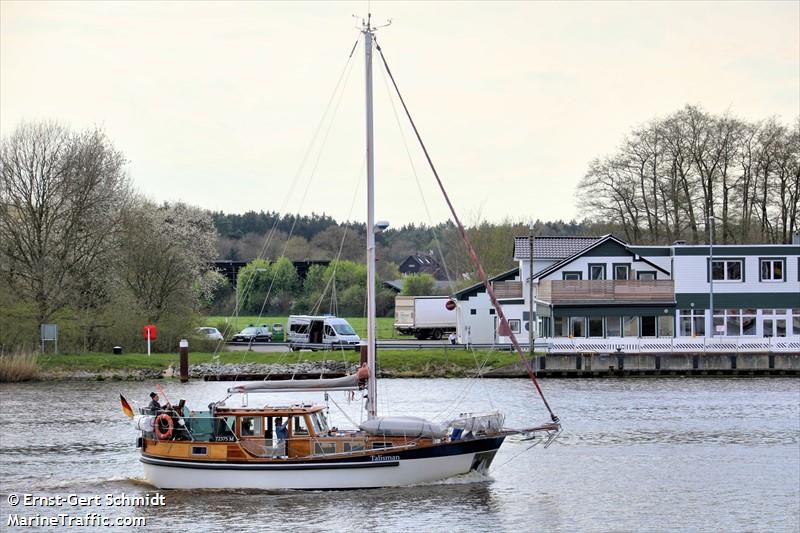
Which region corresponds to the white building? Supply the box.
[454,234,800,351]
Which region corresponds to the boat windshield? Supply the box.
[333,323,355,335]
[311,412,329,434]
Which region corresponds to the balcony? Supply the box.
[492,280,523,299]
[538,280,675,304]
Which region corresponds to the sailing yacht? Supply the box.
[128,15,559,490]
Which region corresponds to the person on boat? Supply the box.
[147,392,162,415]
[275,417,289,456]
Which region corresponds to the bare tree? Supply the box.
[0,121,130,323]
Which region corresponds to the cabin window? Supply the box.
[293,416,309,436]
[314,442,337,455]
[760,259,785,282]
[613,264,630,280]
[589,264,606,280]
[240,416,260,437]
[371,442,392,449]
[324,325,335,336]
[344,442,365,452]
[191,446,208,456]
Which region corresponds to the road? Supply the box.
[224,339,457,352]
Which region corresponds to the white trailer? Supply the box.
[394,296,457,340]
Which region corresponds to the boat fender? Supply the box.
[154,414,174,440]
[133,415,155,432]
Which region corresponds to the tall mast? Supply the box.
[363,15,378,420]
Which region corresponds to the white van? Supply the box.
[287,315,361,351]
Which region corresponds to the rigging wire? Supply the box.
[377,51,501,421]
[374,37,559,424]
[212,38,360,364]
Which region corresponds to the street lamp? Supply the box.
[528,220,536,358]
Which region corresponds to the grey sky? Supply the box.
[2,1,798,226]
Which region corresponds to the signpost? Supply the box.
[143,324,157,356]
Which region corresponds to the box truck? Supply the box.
[393,296,457,340]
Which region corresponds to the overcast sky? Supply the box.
[2,1,798,227]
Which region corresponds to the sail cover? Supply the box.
[359,416,447,439]
[228,373,364,394]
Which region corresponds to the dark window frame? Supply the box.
[612,263,631,280]
[758,257,786,282]
[636,270,657,280]
[562,271,583,280]
[588,263,606,280]
[707,257,745,282]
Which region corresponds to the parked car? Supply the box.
[271,323,285,342]
[196,327,224,341]
[231,325,273,343]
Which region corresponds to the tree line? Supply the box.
[1,122,222,353]
[577,105,799,244]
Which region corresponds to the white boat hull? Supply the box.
[141,439,503,490]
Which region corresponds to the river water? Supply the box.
[1,377,798,532]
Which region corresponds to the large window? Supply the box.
[570,317,586,337]
[622,316,639,337]
[763,309,788,338]
[606,316,621,337]
[641,316,656,337]
[715,309,758,336]
[759,258,785,282]
[711,259,742,281]
[589,264,606,280]
[553,317,569,336]
[613,264,630,280]
[679,309,705,337]
[588,317,603,337]
[658,316,674,337]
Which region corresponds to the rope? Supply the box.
[375,38,559,424]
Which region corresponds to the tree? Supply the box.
[401,273,435,295]
[0,121,131,323]
[118,201,218,321]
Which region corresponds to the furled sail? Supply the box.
[359,416,447,439]
[228,366,368,394]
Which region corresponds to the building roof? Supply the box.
[453,267,520,301]
[383,279,455,293]
[513,236,605,260]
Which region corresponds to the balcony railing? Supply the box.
[538,280,674,303]
[492,280,522,299]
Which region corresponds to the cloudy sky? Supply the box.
[2,1,798,226]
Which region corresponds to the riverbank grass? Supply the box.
[0,351,40,382]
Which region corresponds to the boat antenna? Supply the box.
[374,39,559,424]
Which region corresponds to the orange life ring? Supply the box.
[154,414,174,440]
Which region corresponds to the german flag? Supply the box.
[120,394,134,419]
